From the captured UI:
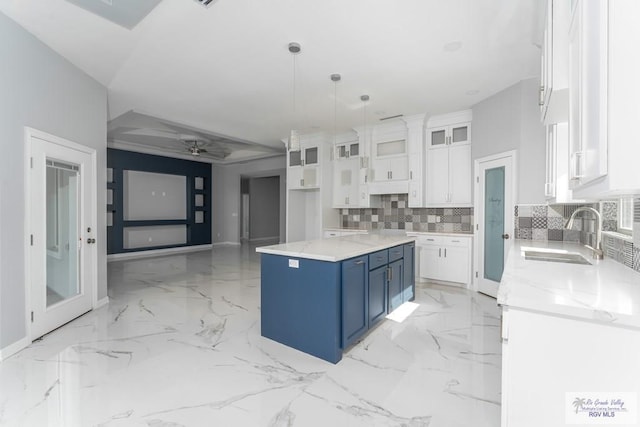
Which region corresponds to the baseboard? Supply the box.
[107,244,213,262]
[0,336,30,361]
[249,236,279,242]
[95,296,109,308]
[213,241,241,246]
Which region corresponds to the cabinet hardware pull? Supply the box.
[354,260,365,265]
[444,248,447,257]
[427,238,435,241]
[410,171,413,180]
[300,179,304,186]
[451,240,460,243]
[439,248,441,257]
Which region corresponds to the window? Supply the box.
[619,197,634,234]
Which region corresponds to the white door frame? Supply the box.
[473,150,517,295]
[24,127,98,340]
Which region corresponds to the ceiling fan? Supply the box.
[183,139,207,156]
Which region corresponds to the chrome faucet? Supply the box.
[565,206,604,259]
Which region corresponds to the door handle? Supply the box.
[87,238,96,244]
[502,234,510,240]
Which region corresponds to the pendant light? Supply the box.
[287,42,301,152]
[331,74,341,148]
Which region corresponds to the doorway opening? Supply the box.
[240,175,281,246]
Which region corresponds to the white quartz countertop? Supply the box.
[256,234,416,262]
[498,240,640,328]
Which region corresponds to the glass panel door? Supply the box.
[30,132,95,340]
[451,125,468,144]
[484,167,505,282]
[304,147,318,165]
[46,161,80,307]
[289,150,302,167]
[430,129,446,146]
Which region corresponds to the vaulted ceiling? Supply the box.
[0,0,543,159]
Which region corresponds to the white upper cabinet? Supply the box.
[372,139,408,181]
[539,0,570,124]
[568,0,640,197]
[332,157,359,208]
[332,135,361,208]
[425,110,473,207]
[404,114,426,208]
[368,121,410,195]
[427,123,470,148]
[544,122,582,203]
[335,141,360,160]
[288,143,320,189]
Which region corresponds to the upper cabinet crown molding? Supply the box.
[426,110,472,129]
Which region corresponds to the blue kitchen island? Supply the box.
[256,234,415,363]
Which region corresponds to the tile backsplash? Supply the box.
[515,201,638,273]
[340,194,473,233]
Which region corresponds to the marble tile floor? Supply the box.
[0,245,502,426]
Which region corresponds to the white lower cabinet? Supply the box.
[501,307,640,426]
[417,234,472,285]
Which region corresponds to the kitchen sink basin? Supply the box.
[523,250,592,265]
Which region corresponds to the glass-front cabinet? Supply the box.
[427,123,470,147]
[288,144,320,189]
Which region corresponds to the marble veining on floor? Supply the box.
[0,246,501,426]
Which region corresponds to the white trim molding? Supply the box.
[107,244,213,262]
[0,336,30,361]
[95,296,110,309]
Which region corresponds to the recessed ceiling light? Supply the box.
[443,41,463,52]
[466,89,480,95]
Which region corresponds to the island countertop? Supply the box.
[498,240,640,328]
[256,234,415,262]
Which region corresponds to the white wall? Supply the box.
[0,12,107,351]
[212,156,286,244]
[472,78,546,204]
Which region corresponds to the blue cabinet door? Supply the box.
[368,266,388,328]
[388,259,404,312]
[341,256,368,348]
[403,243,415,302]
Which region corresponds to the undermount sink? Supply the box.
[523,250,592,265]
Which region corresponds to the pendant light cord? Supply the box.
[292,54,297,130]
[334,80,337,145]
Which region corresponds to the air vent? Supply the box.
[194,0,217,7]
[379,114,404,121]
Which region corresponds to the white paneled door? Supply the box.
[28,129,97,339]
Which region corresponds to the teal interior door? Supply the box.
[477,152,513,298]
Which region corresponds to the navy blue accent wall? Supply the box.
[107,148,212,254]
